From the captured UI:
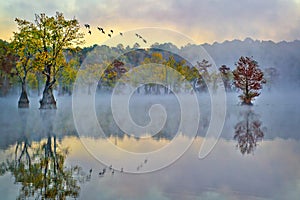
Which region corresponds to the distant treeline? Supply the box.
[1,38,294,97]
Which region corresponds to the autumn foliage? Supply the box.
[233,56,265,105]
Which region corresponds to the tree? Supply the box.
[233,56,265,105]
[142,52,166,94]
[11,18,39,108]
[219,65,232,92]
[264,67,279,91]
[33,12,84,109]
[194,59,211,92]
[100,59,127,92]
[0,39,15,96]
[57,49,81,96]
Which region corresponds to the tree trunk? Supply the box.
[242,98,253,105]
[88,83,92,95]
[40,76,57,109]
[242,77,252,105]
[18,81,29,108]
[155,84,161,95]
[37,73,42,97]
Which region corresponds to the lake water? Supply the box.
[0,91,299,200]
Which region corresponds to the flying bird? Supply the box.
[97,27,105,34]
[143,39,147,43]
[88,30,92,35]
[110,30,113,34]
[108,33,111,37]
[119,32,123,36]
[84,24,90,29]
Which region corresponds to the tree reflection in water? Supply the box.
[0,110,87,200]
[234,108,265,155]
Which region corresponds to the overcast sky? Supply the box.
[0,0,299,46]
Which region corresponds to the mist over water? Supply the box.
[0,88,299,144]
[0,87,300,199]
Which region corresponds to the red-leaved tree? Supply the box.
[233,56,265,105]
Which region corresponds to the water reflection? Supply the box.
[0,94,299,200]
[0,110,87,199]
[234,107,265,155]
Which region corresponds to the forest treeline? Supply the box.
[0,38,280,96]
[1,12,297,108]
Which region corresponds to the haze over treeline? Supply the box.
[181,38,300,89]
[202,38,300,87]
[0,37,299,98]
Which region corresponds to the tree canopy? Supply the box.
[233,56,265,105]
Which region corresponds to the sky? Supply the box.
[0,0,300,47]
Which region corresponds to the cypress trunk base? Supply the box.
[18,99,29,108]
[39,89,57,109]
[18,91,29,108]
[241,100,253,106]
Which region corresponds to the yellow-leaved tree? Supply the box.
[11,18,40,108]
[34,12,84,109]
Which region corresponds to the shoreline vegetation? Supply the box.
[0,13,299,108]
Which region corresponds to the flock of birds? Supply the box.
[86,158,148,179]
[84,23,147,44]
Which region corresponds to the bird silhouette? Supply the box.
[108,33,111,37]
[97,27,105,34]
[110,30,113,34]
[143,39,147,44]
[135,33,139,37]
[84,24,90,29]
[89,168,93,174]
[88,30,92,35]
[119,32,123,36]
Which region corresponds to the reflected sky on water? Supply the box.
[0,91,299,200]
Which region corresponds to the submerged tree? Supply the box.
[194,59,212,92]
[264,67,279,91]
[33,12,84,109]
[219,64,232,92]
[233,56,265,105]
[12,18,39,108]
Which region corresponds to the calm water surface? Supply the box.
[0,91,299,200]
